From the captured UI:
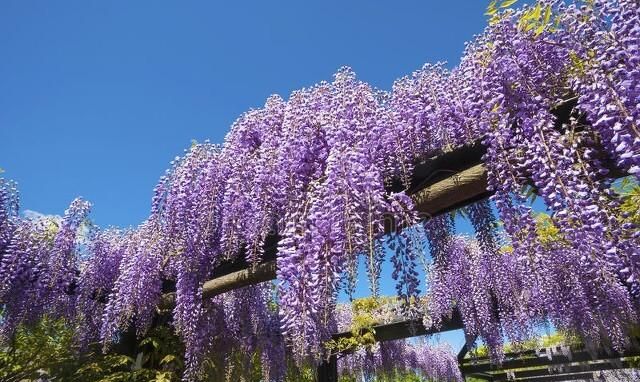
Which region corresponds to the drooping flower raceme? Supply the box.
[0,198,90,341]
[0,1,639,380]
[338,340,463,382]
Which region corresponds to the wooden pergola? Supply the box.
[136,99,635,381]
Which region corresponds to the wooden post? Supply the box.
[317,354,337,382]
[457,335,478,381]
[113,323,138,358]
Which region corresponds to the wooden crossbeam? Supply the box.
[411,162,488,217]
[513,372,595,382]
[488,360,632,381]
[158,260,278,309]
[461,348,640,375]
[332,310,464,345]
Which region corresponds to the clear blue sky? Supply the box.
[0,0,490,227]
[1,1,495,348]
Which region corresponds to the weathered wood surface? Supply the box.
[158,260,278,309]
[411,163,488,217]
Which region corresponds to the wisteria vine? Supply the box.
[0,0,639,380]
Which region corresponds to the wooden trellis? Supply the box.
[140,99,636,381]
[461,344,640,381]
[157,98,585,307]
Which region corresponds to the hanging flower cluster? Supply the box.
[0,196,91,341]
[0,0,638,380]
[338,340,463,382]
[334,299,461,382]
[428,230,638,363]
[0,179,18,255]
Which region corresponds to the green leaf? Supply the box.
[140,337,160,349]
[522,185,537,203]
[160,354,177,365]
[485,0,498,16]
[106,354,134,367]
[544,5,552,24]
[499,0,518,8]
[535,23,545,36]
[620,177,631,189]
[153,371,173,382]
[525,21,536,32]
[532,2,542,19]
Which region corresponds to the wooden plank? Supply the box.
[154,96,626,309]
[318,313,464,381]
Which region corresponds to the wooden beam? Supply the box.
[331,310,464,353]
[202,260,277,298]
[489,360,632,381]
[458,335,478,362]
[410,163,488,218]
[466,372,495,381]
[155,128,623,309]
[513,372,594,382]
[158,260,277,309]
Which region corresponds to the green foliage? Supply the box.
[534,212,564,245]
[325,296,401,355]
[486,0,519,16]
[568,51,587,78]
[0,316,77,382]
[325,297,380,354]
[202,349,316,382]
[614,177,640,226]
[517,2,557,36]
[485,0,519,25]
[138,325,185,374]
[466,330,582,360]
[511,177,640,249]
[521,184,538,204]
[0,318,184,382]
[284,359,316,382]
[339,369,429,382]
[201,349,264,382]
[74,354,155,382]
